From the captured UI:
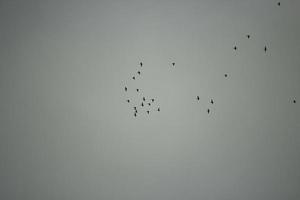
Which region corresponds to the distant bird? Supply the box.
[210,99,214,104]
[143,97,146,101]
[134,113,137,117]
[141,102,144,107]
[157,107,160,112]
[197,96,200,101]
[224,74,228,77]
[264,46,267,52]
[132,76,135,80]
[125,87,127,91]
[134,106,137,110]
[147,110,150,114]
[247,34,250,39]
[207,109,210,114]
[151,99,154,102]
[140,62,143,67]
[137,71,141,75]
[277,2,281,6]
[172,62,175,66]
[234,46,237,50]
[293,99,296,104]
[127,99,130,103]
[136,89,139,92]
[148,103,151,106]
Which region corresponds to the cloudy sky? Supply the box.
[0,0,299,199]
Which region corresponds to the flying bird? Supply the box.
[172,62,175,66]
[125,87,127,91]
[151,99,154,102]
[147,110,150,114]
[132,76,136,80]
[234,46,237,50]
[127,99,130,103]
[157,107,160,112]
[140,62,143,67]
[134,106,137,110]
[224,74,228,77]
[137,71,141,75]
[141,102,144,107]
[207,109,210,114]
[197,96,200,101]
[277,2,281,6]
[247,34,250,39]
[134,113,137,117]
[293,99,296,104]
[143,97,146,101]
[136,89,139,92]
[210,99,214,104]
[264,46,267,52]
[148,103,151,106]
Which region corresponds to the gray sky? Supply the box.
[0,0,299,199]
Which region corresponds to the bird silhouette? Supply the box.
[224,74,228,77]
[134,113,137,117]
[247,35,250,39]
[293,99,296,104]
[141,102,144,107]
[125,87,127,91]
[137,71,141,75]
[132,76,135,80]
[147,110,150,114]
[143,97,146,101]
[264,46,267,52]
[134,106,137,110]
[234,46,237,50]
[127,99,130,103]
[172,62,175,66]
[136,89,139,92]
[207,109,210,114]
[148,103,151,106]
[151,99,154,102]
[277,2,281,6]
[210,99,214,104]
[157,107,160,112]
[140,62,143,67]
[197,96,200,101]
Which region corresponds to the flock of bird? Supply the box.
[123,2,297,118]
[124,62,162,117]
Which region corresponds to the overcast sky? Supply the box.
[0,0,300,199]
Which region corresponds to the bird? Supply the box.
[277,2,281,6]
[264,46,267,52]
[151,99,154,102]
[147,110,150,114]
[293,99,296,104]
[125,87,127,91]
[197,96,200,101]
[137,71,141,75]
[140,62,143,67]
[224,74,228,77]
[127,99,130,103]
[136,89,139,92]
[134,106,137,110]
[210,99,214,104]
[143,97,146,101]
[157,107,160,112]
[132,76,135,80]
[148,103,151,106]
[172,62,175,66]
[247,34,250,39]
[141,102,144,107]
[134,113,137,117]
[207,109,210,114]
[234,46,237,50]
